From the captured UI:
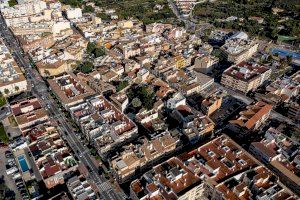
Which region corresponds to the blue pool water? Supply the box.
[18,155,29,172]
[271,48,300,60]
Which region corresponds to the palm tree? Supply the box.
[15,86,19,92]
[64,157,77,167]
[132,98,142,108]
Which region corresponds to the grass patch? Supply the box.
[0,96,6,107]
[0,123,9,144]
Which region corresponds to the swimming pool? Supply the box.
[271,48,300,60]
[18,155,29,173]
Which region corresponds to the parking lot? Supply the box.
[0,147,22,199]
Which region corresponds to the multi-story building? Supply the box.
[216,166,297,200]
[220,32,258,63]
[10,97,77,189]
[181,134,257,183]
[28,125,77,189]
[265,76,300,103]
[135,100,165,132]
[229,101,272,130]
[111,131,179,182]
[10,97,49,134]
[130,131,299,199]
[249,127,300,194]
[110,92,129,112]
[201,94,223,116]
[67,175,98,200]
[0,39,28,96]
[1,0,47,27]
[175,0,198,17]
[65,8,83,20]
[48,73,96,109]
[194,55,219,74]
[221,61,271,93]
[171,105,215,142]
[288,101,300,122]
[35,34,87,77]
[130,157,201,200]
[167,92,186,109]
[68,95,138,158]
[178,182,223,200]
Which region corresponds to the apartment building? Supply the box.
[19,34,55,53]
[111,132,179,182]
[220,32,258,63]
[65,8,83,20]
[201,94,223,116]
[1,0,47,27]
[175,0,198,16]
[67,175,98,200]
[167,92,186,109]
[28,125,77,189]
[110,92,129,112]
[229,101,273,130]
[221,61,271,93]
[288,101,300,122]
[266,75,300,103]
[181,135,257,183]
[68,95,138,157]
[36,34,87,77]
[0,39,28,96]
[10,97,49,134]
[129,132,298,199]
[194,54,219,74]
[216,166,297,200]
[171,105,215,142]
[48,73,96,108]
[178,182,223,200]
[135,100,164,131]
[130,157,201,200]
[249,127,300,194]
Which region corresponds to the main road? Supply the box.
[0,12,126,200]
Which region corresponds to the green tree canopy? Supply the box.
[78,61,94,73]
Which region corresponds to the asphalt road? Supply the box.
[0,106,11,121]
[0,12,125,200]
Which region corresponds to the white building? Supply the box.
[0,39,27,97]
[221,32,258,63]
[167,92,186,109]
[52,21,71,36]
[66,8,83,19]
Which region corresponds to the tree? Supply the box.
[59,0,82,7]
[4,89,9,95]
[83,5,95,13]
[8,0,17,7]
[116,81,129,92]
[132,98,142,108]
[78,61,93,73]
[94,47,106,58]
[87,42,96,55]
[14,86,19,92]
[96,13,110,20]
[86,42,105,58]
